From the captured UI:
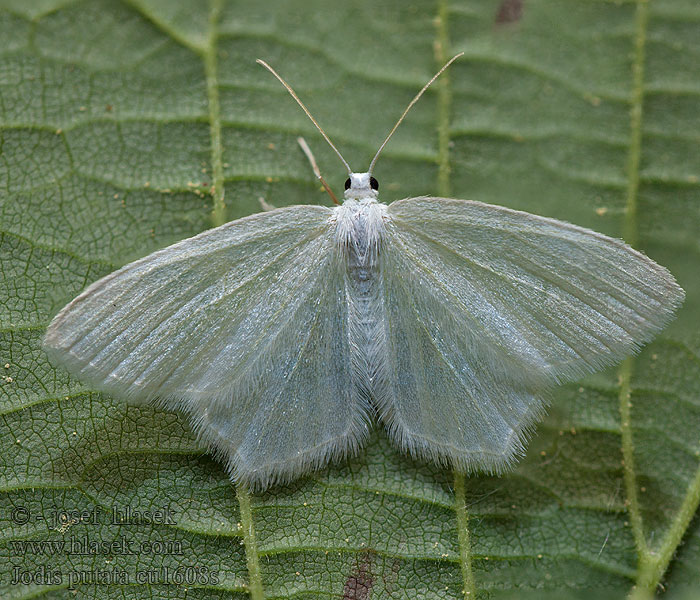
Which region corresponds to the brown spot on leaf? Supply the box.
[342,551,374,600]
[495,0,524,24]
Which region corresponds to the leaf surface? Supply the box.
[1,0,698,598]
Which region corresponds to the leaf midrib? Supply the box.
[620,1,700,598]
[194,1,265,598]
[432,1,478,598]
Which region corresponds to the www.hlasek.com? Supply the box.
[11,535,183,557]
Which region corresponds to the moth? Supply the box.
[44,56,684,490]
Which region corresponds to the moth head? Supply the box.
[344,173,379,200]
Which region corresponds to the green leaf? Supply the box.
[1,0,698,598]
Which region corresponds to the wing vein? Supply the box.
[74,229,329,380]
[393,220,639,353]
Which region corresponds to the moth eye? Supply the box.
[369,177,379,191]
[344,178,351,190]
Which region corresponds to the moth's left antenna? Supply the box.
[257,59,352,176]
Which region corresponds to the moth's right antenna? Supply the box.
[257,59,353,176]
[368,52,464,175]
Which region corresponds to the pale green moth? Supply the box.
[44,56,684,491]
